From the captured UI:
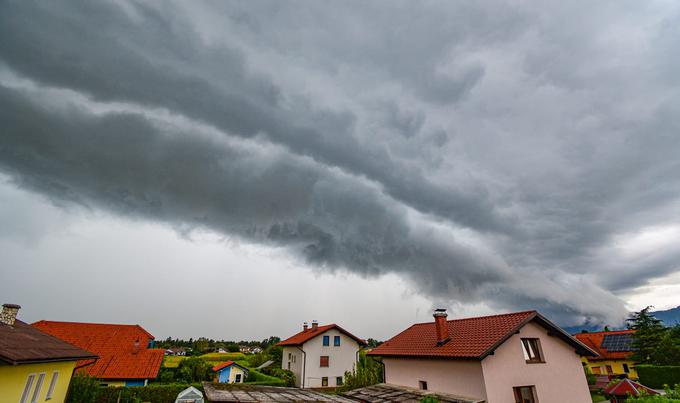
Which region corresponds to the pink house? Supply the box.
[368,309,597,403]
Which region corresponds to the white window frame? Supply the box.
[46,371,59,400]
[20,374,36,403]
[31,372,46,403]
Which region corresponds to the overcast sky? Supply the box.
[1,0,679,341]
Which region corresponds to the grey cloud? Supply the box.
[2,0,680,326]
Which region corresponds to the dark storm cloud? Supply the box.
[2,0,680,325]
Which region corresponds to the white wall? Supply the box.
[383,358,487,400]
[281,346,304,387]
[301,329,361,388]
[480,321,592,403]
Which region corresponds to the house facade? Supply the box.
[32,320,164,386]
[368,309,597,403]
[212,361,248,383]
[278,321,366,388]
[574,330,638,379]
[0,304,97,403]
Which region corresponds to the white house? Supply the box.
[277,321,366,388]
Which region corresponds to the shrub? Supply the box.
[637,365,680,389]
[66,373,101,403]
[95,383,203,403]
[245,369,288,386]
[338,350,383,391]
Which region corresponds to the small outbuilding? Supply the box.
[604,378,659,402]
[212,361,249,384]
[175,386,204,403]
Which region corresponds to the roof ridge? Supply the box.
[410,310,536,326]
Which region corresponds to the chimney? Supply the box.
[433,308,449,346]
[1,304,21,326]
[311,320,318,330]
[303,322,309,331]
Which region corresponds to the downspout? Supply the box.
[295,346,306,388]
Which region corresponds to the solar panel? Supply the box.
[601,333,634,352]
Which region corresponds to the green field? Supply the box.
[162,356,187,368]
[162,352,247,368]
[200,352,246,362]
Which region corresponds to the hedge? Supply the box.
[245,369,287,386]
[95,383,203,403]
[637,365,680,389]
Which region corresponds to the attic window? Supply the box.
[521,338,544,363]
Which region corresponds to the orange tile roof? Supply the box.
[369,310,596,359]
[277,324,367,346]
[573,329,634,361]
[32,321,164,380]
[212,360,248,372]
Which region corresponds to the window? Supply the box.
[322,377,328,387]
[292,355,296,363]
[235,374,242,383]
[31,373,46,403]
[287,361,291,370]
[336,376,343,386]
[320,355,329,367]
[334,336,341,346]
[46,372,59,400]
[623,363,630,373]
[288,353,291,359]
[606,365,613,374]
[419,381,428,390]
[323,335,330,346]
[513,386,537,403]
[20,374,36,403]
[592,366,602,375]
[521,338,544,363]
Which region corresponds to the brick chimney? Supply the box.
[1,303,21,326]
[433,308,450,346]
[303,322,309,331]
[311,320,318,330]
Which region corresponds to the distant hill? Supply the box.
[652,305,680,326]
[564,306,680,334]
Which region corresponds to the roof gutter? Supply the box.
[295,346,306,388]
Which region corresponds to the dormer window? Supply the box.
[521,338,544,363]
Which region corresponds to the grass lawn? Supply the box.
[162,356,187,368]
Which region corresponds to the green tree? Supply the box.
[339,350,383,391]
[628,306,666,364]
[176,357,212,383]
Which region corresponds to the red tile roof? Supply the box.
[573,330,634,361]
[368,310,596,359]
[32,321,164,380]
[277,324,367,346]
[604,378,658,397]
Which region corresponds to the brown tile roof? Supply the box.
[32,320,164,380]
[277,324,367,346]
[0,319,97,365]
[368,310,596,359]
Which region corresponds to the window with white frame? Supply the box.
[46,371,59,400]
[30,372,46,403]
[20,374,36,403]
